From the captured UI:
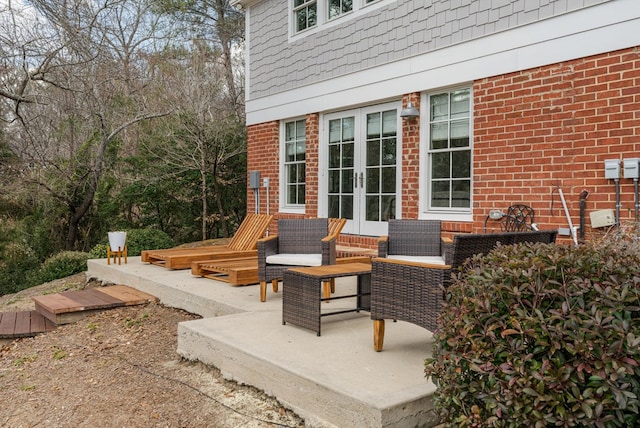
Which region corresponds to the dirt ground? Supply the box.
[0,273,305,428]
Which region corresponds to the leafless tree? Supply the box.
[0,0,175,249]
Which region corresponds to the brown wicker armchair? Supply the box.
[257,218,336,302]
[378,219,445,263]
[371,229,558,351]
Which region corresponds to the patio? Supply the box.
[87,257,439,428]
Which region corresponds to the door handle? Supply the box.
[359,172,364,188]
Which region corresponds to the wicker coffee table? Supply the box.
[282,263,371,336]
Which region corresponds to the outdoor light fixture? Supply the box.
[400,102,420,119]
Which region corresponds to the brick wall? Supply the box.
[247,46,640,247]
[474,46,640,242]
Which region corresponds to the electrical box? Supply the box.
[590,209,616,228]
[624,158,640,179]
[249,171,261,189]
[263,177,270,188]
[604,159,620,179]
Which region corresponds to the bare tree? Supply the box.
[1,0,174,250]
[140,43,246,240]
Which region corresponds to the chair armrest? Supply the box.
[378,236,389,258]
[371,257,451,270]
[441,237,454,264]
[321,235,336,265]
[258,235,279,259]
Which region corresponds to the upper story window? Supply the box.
[328,0,352,20]
[427,88,472,211]
[294,0,317,33]
[283,119,306,207]
[291,0,394,37]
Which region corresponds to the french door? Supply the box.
[322,102,401,236]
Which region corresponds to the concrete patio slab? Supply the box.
[87,257,440,428]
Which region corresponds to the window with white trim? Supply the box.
[283,119,306,207]
[328,0,352,20]
[427,88,472,211]
[291,0,394,37]
[294,0,317,33]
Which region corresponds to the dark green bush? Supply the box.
[425,238,640,427]
[89,228,174,258]
[38,251,90,283]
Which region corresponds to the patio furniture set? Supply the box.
[140,216,557,351]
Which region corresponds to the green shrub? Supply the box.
[425,238,640,427]
[89,228,174,258]
[38,251,90,283]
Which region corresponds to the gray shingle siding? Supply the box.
[248,0,610,100]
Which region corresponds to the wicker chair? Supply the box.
[371,229,558,351]
[257,218,336,302]
[378,219,445,263]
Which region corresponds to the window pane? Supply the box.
[342,117,354,141]
[382,138,396,165]
[343,142,354,168]
[296,120,305,139]
[328,0,340,19]
[381,167,396,193]
[285,142,295,162]
[366,167,379,193]
[450,89,470,119]
[381,195,395,221]
[342,0,352,13]
[452,180,470,208]
[430,94,448,121]
[328,195,339,218]
[287,185,297,205]
[328,170,340,193]
[432,152,450,179]
[381,110,396,137]
[329,144,340,168]
[296,9,307,32]
[366,195,380,221]
[451,120,469,148]
[341,195,353,219]
[287,164,297,183]
[297,163,306,182]
[430,122,448,150]
[452,151,470,178]
[285,122,295,141]
[308,4,316,26]
[329,119,341,143]
[296,141,306,161]
[366,140,380,167]
[367,113,380,138]
[431,181,450,208]
[341,169,354,193]
[297,184,306,205]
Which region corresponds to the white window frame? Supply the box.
[292,0,317,34]
[419,86,474,223]
[280,117,307,214]
[289,0,396,41]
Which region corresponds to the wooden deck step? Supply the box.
[0,310,57,339]
[32,285,158,325]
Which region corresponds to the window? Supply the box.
[328,0,352,20]
[294,0,317,33]
[283,119,306,207]
[290,0,395,38]
[427,88,471,210]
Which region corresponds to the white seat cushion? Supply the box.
[387,255,446,265]
[266,253,323,267]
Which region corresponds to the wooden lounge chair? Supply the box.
[371,229,558,351]
[191,218,346,287]
[140,213,273,270]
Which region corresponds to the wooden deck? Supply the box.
[0,285,158,340]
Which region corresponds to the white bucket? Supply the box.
[108,231,127,252]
